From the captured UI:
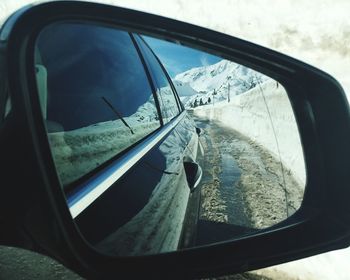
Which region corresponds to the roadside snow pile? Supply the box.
[253,247,350,280]
[193,80,306,186]
[174,59,268,108]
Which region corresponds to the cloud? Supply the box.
[199,54,210,67]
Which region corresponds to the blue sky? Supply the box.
[143,36,221,78]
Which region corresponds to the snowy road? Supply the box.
[192,114,303,246]
[194,117,253,245]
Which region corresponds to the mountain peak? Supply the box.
[174,59,269,108]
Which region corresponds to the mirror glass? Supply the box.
[34,22,306,256]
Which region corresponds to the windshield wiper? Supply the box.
[101,96,134,135]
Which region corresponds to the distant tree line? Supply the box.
[189,75,263,108]
[190,96,211,108]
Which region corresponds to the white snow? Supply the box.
[253,248,350,280]
[172,80,200,106]
[175,60,263,93]
[175,60,268,108]
[173,58,305,185]
[193,80,306,186]
[172,80,199,97]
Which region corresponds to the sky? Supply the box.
[143,36,221,78]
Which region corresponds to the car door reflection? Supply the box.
[74,121,194,256]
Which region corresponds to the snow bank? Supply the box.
[253,248,350,280]
[193,80,306,186]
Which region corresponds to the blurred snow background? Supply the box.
[92,0,350,100]
[1,1,350,279]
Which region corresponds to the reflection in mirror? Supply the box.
[34,22,306,257]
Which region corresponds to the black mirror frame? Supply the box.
[1,1,350,278]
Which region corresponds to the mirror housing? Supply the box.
[1,1,350,278]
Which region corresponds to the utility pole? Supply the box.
[212,89,215,107]
[228,83,230,103]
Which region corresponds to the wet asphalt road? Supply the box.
[193,115,255,246]
[191,112,303,248]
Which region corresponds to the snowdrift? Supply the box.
[193,80,306,186]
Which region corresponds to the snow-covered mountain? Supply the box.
[174,60,270,108]
[172,80,200,106]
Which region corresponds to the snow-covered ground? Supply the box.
[252,248,350,280]
[193,80,306,186]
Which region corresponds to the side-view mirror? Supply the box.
[1,1,350,279]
